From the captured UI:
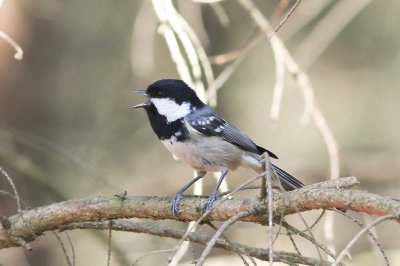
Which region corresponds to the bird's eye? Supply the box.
[157,91,164,97]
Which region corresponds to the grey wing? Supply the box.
[185,107,278,158]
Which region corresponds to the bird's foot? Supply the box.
[204,192,218,212]
[171,191,187,217]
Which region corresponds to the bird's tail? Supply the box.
[271,164,305,191]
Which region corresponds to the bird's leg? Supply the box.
[204,170,228,212]
[172,171,207,217]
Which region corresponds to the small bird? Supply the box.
[133,79,304,216]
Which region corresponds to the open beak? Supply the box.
[131,90,150,109]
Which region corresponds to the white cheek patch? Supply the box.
[151,98,191,123]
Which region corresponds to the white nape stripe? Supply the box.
[151,98,191,123]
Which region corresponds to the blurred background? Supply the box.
[0,0,399,265]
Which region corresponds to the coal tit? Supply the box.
[133,79,304,216]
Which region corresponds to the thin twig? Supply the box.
[281,220,335,260]
[362,214,390,266]
[303,209,326,232]
[280,0,331,40]
[65,232,76,266]
[133,249,173,264]
[52,232,73,266]
[0,31,23,60]
[332,209,390,266]
[107,220,112,266]
[270,0,290,23]
[272,0,302,34]
[205,222,251,266]
[196,210,255,265]
[0,167,21,212]
[297,212,323,261]
[264,153,274,265]
[286,225,301,255]
[333,215,395,266]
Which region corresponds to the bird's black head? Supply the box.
[132,79,205,115]
[132,79,205,140]
[146,79,204,107]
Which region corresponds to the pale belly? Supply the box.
[161,137,261,172]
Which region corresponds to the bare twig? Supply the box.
[280,0,331,40]
[362,214,390,266]
[107,220,112,266]
[205,222,251,266]
[0,31,23,60]
[297,212,324,261]
[333,215,396,266]
[270,0,290,23]
[332,209,390,266]
[133,249,173,264]
[65,232,76,266]
[286,225,301,255]
[304,209,326,232]
[281,220,335,260]
[263,153,274,265]
[0,167,21,212]
[272,0,302,34]
[52,232,73,266]
[196,210,255,265]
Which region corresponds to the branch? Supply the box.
[62,219,335,266]
[1,177,398,250]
